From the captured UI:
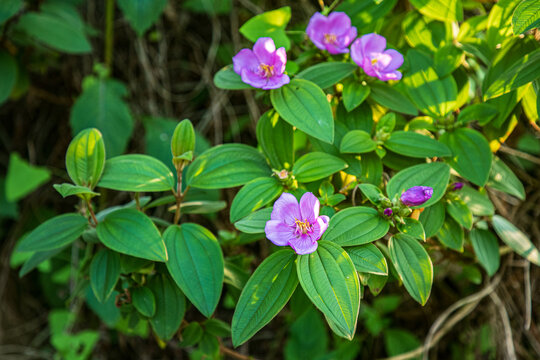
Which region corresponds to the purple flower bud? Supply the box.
[232,37,290,90]
[306,12,357,55]
[400,186,433,207]
[452,182,464,191]
[383,208,393,216]
[350,33,404,81]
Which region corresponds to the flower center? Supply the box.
[323,33,337,45]
[371,58,378,65]
[260,64,275,78]
[294,219,312,235]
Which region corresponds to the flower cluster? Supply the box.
[232,12,403,90]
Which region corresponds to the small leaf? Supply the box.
[388,234,433,305]
[292,152,348,183]
[343,79,370,111]
[358,183,384,205]
[470,228,500,276]
[239,6,291,49]
[148,273,186,341]
[230,177,282,222]
[397,218,426,241]
[492,215,540,266]
[17,214,88,252]
[346,244,388,275]
[214,65,253,90]
[90,249,121,303]
[340,130,377,154]
[6,153,51,202]
[446,196,473,230]
[270,79,334,144]
[65,128,106,189]
[323,207,389,247]
[296,62,357,89]
[384,131,452,158]
[256,110,294,169]
[456,103,499,125]
[132,286,156,317]
[53,183,100,199]
[117,0,167,36]
[234,208,272,234]
[458,187,494,216]
[437,216,464,252]
[418,201,445,238]
[409,0,463,22]
[96,208,168,262]
[369,83,418,116]
[487,156,525,200]
[232,250,298,346]
[0,50,17,104]
[179,200,227,214]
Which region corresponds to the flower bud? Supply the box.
[383,208,393,216]
[452,182,464,191]
[171,119,195,168]
[400,186,433,207]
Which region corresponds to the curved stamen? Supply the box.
[294,219,312,235]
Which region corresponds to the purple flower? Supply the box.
[452,182,464,191]
[350,33,404,81]
[383,208,393,217]
[232,37,290,90]
[265,192,330,255]
[400,186,433,207]
[306,12,357,54]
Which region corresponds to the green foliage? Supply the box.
[148,273,186,341]
[512,0,540,34]
[65,128,106,190]
[239,6,291,49]
[90,249,121,303]
[230,177,282,222]
[6,153,51,202]
[323,207,389,246]
[117,0,167,36]
[296,62,358,89]
[0,50,17,104]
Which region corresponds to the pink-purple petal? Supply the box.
[271,192,301,225]
[265,220,295,246]
[377,70,402,81]
[263,74,290,90]
[327,12,352,36]
[274,47,287,73]
[381,49,404,71]
[309,215,329,242]
[299,192,320,223]
[240,69,267,89]
[289,234,318,255]
[360,33,387,54]
[232,49,259,75]
[253,37,276,64]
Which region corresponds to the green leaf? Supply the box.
[446,197,473,230]
[70,77,133,157]
[386,162,451,208]
[230,177,282,222]
[214,65,253,90]
[186,144,270,189]
[239,6,291,49]
[456,103,499,125]
[434,45,463,78]
[98,154,175,192]
[5,152,51,202]
[19,247,65,277]
[270,79,334,144]
[440,128,492,187]
[360,152,383,185]
[296,62,357,89]
[384,329,422,358]
[132,286,156,317]
[346,244,388,275]
[96,209,168,262]
[384,131,451,158]
[180,200,227,214]
[117,0,167,36]
[487,156,525,200]
[66,128,106,189]
[90,249,121,303]
[180,322,203,347]
[17,214,87,252]
[437,216,464,251]
[512,0,540,34]
[297,241,360,339]
[148,273,186,341]
[343,79,370,112]
[0,0,22,25]
[492,215,540,266]
[470,229,500,276]
[0,50,17,104]
[231,250,298,346]
[234,208,271,234]
[323,207,389,246]
[164,224,224,317]
[397,218,426,241]
[340,130,377,154]
[409,0,463,22]
[369,83,418,116]
[485,48,540,100]
[292,152,348,183]
[54,184,100,199]
[457,187,494,216]
[256,110,294,169]
[418,200,445,238]
[388,233,433,305]
[285,308,329,360]
[17,11,91,53]
[358,183,384,205]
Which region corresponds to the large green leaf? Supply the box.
[164,224,224,317]
[292,152,348,183]
[148,273,186,341]
[470,228,500,276]
[96,209,168,262]
[66,128,106,190]
[70,77,133,157]
[231,250,298,346]
[419,200,445,238]
[234,207,272,234]
[458,187,494,216]
[17,214,88,252]
[486,0,521,49]
[512,0,540,34]
[5,153,51,202]
[409,0,463,22]
[90,249,121,303]
[487,156,525,200]
[214,65,253,90]
[340,130,377,154]
[456,103,499,125]
[297,241,360,339]
[386,162,451,208]
[440,128,492,187]
[346,244,388,275]
[98,154,175,192]
[388,234,433,305]
[239,6,291,49]
[485,48,540,100]
[185,144,270,189]
[369,83,418,116]
[323,207,389,246]
[230,177,282,222]
[117,0,167,36]
[256,110,294,169]
[492,215,540,266]
[0,50,17,104]
[296,63,357,89]
[270,79,334,144]
[437,216,464,251]
[384,131,451,158]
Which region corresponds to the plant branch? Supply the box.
[219,344,256,360]
[85,198,98,226]
[104,0,115,70]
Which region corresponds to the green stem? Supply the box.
[104,0,115,70]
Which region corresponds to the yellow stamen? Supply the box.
[371,58,378,65]
[324,33,337,45]
[260,64,274,78]
[295,219,311,234]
